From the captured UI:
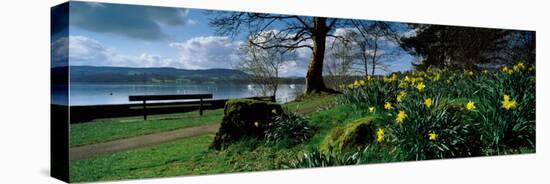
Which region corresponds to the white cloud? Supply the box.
[51,36,175,68]
[280,60,308,77]
[50,36,114,66]
[137,53,177,68]
[169,36,243,69]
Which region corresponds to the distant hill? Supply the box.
[52,66,304,84]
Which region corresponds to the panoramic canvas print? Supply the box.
[51,1,536,182]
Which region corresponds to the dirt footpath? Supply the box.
[69,124,220,161]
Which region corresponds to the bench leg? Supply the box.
[143,100,147,120]
[199,98,203,116]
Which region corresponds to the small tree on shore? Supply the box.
[238,33,293,97]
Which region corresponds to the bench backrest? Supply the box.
[129,94,213,102]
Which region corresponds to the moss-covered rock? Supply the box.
[210,99,283,150]
[319,116,377,154]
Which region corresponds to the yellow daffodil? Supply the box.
[353,80,360,88]
[502,66,514,75]
[404,76,411,82]
[416,82,426,92]
[465,101,476,111]
[501,94,518,110]
[502,100,517,110]
[397,91,407,102]
[424,98,433,108]
[432,73,440,81]
[384,74,398,83]
[369,107,375,113]
[384,102,393,110]
[501,66,508,72]
[359,79,366,86]
[367,75,372,81]
[514,62,525,71]
[428,131,438,141]
[376,128,385,143]
[503,95,510,102]
[396,110,407,124]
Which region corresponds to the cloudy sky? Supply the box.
[51,1,413,77]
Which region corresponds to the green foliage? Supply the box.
[390,97,482,160]
[283,145,363,168]
[265,112,316,146]
[337,79,398,111]
[466,67,536,154]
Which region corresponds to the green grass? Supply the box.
[70,109,223,147]
[284,93,336,114]
[70,135,214,182]
[69,94,338,182]
[70,134,309,183]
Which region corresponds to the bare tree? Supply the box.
[210,12,352,94]
[350,21,403,76]
[324,35,355,90]
[237,32,292,97]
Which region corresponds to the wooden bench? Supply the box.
[129,94,213,120]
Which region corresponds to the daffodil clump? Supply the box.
[336,61,535,160]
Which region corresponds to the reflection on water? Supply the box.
[66,83,305,105]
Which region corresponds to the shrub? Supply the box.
[265,112,315,146]
[283,145,363,168]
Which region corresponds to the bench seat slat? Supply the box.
[129,103,213,109]
[129,94,213,101]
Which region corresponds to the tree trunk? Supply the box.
[305,17,333,94]
[371,39,378,76]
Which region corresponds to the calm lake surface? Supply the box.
[66,83,305,105]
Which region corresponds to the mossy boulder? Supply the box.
[319,116,377,154]
[210,99,283,150]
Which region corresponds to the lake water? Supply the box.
[64,83,305,106]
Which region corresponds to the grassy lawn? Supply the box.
[70,135,215,182]
[70,109,224,147]
[69,95,338,182]
[70,133,310,182]
[284,93,336,114]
